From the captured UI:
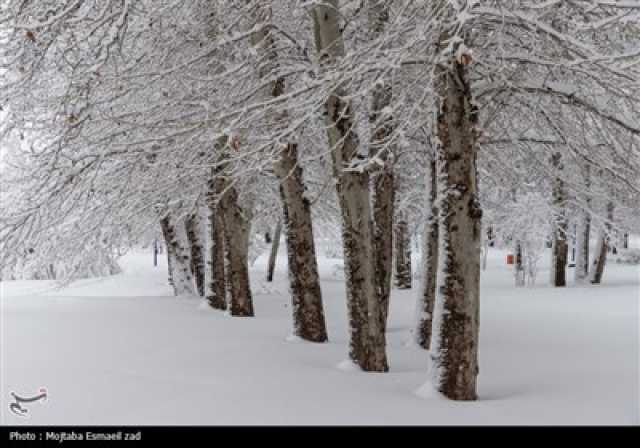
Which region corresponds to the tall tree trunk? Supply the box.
[394,215,412,289]
[185,212,206,297]
[416,155,439,350]
[160,213,196,296]
[514,240,525,287]
[250,5,328,342]
[429,45,481,401]
[574,164,591,283]
[266,219,282,282]
[312,1,387,371]
[205,168,227,310]
[276,154,329,342]
[216,138,254,317]
[368,0,395,334]
[550,152,568,287]
[590,201,614,284]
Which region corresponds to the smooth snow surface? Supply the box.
[1,247,638,425]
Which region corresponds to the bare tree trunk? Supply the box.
[429,47,481,401]
[574,165,591,283]
[216,138,254,317]
[312,1,387,371]
[416,156,439,350]
[166,246,174,286]
[590,201,614,284]
[276,152,329,342]
[394,215,412,289]
[185,212,206,297]
[266,219,282,282]
[160,213,196,296]
[250,5,328,342]
[205,168,227,310]
[368,0,395,334]
[514,240,525,287]
[550,152,568,287]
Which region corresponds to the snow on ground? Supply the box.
[1,245,638,425]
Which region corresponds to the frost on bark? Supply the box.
[550,152,569,287]
[266,219,282,282]
[394,215,412,289]
[216,138,254,317]
[205,168,226,310]
[590,201,614,285]
[574,164,591,283]
[185,212,205,297]
[429,50,481,401]
[160,213,196,296]
[312,0,387,371]
[250,6,328,342]
[416,155,438,350]
[368,0,395,335]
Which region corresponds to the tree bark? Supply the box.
[590,201,614,284]
[160,213,196,296]
[394,215,412,289]
[266,219,282,282]
[514,240,525,287]
[416,155,439,350]
[250,5,328,342]
[574,164,591,283]
[185,212,206,297]
[550,152,568,287]
[205,168,227,310]
[368,0,395,335]
[216,138,254,317]
[429,48,481,401]
[276,152,329,342]
[312,0,387,371]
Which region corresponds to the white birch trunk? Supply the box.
[185,212,206,297]
[429,43,481,401]
[590,201,614,284]
[368,0,395,333]
[550,152,568,287]
[312,0,387,370]
[205,167,227,310]
[416,155,439,350]
[250,4,328,341]
[574,164,591,283]
[160,213,196,297]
